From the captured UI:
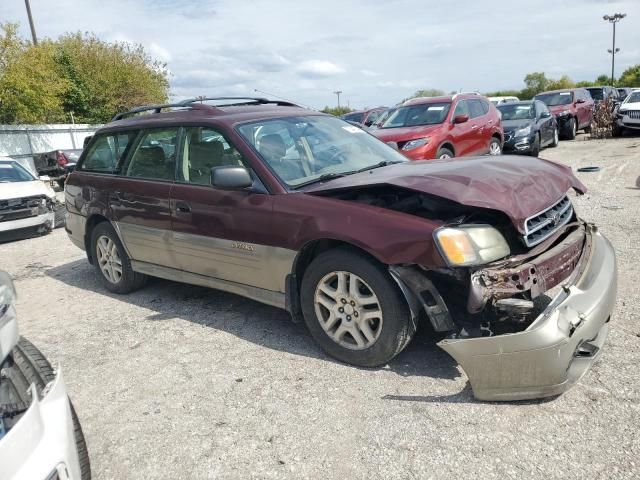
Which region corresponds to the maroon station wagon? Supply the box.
[65,97,617,401]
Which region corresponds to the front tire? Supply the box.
[90,222,146,294]
[488,137,502,155]
[9,338,91,480]
[550,126,559,147]
[565,118,577,140]
[300,248,415,367]
[529,133,541,157]
[436,147,454,159]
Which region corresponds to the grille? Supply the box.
[0,196,45,223]
[523,195,573,247]
[624,110,640,120]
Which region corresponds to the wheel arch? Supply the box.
[437,141,455,156]
[84,214,111,264]
[286,237,387,322]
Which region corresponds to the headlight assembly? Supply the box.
[402,137,430,151]
[514,125,532,137]
[434,225,510,267]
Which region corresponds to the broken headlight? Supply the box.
[434,225,510,267]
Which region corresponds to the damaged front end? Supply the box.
[393,219,616,401]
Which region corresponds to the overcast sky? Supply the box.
[2,0,639,109]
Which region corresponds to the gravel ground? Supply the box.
[2,132,639,480]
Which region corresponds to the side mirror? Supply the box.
[211,166,252,189]
[453,114,469,124]
[576,98,586,104]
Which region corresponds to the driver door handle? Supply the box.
[175,201,191,214]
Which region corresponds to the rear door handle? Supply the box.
[175,201,191,213]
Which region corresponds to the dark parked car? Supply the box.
[371,93,503,159]
[341,107,387,127]
[585,86,620,105]
[498,101,558,156]
[65,97,616,401]
[534,88,594,140]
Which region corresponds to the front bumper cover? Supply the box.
[438,227,616,401]
[0,368,82,479]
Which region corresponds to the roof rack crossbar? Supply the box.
[112,96,299,121]
[111,102,220,121]
[180,96,299,107]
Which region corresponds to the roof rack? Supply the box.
[181,96,299,107]
[111,97,300,121]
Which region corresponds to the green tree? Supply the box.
[595,74,611,85]
[0,23,169,124]
[520,72,549,99]
[618,64,640,87]
[547,75,574,91]
[0,24,69,123]
[321,106,352,116]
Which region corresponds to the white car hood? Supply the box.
[622,101,640,110]
[0,181,55,201]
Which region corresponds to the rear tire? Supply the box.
[300,247,415,367]
[9,338,91,480]
[90,222,147,294]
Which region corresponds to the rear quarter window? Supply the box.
[79,132,137,173]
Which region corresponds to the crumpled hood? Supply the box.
[0,180,55,201]
[303,156,587,233]
[371,124,443,143]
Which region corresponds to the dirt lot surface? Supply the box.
[2,133,639,479]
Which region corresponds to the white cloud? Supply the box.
[149,42,172,62]
[296,60,345,78]
[1,0,638,110]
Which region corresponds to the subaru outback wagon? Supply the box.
[65,97,617,401]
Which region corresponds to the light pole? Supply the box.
[333,90,342,108]
[603,13,626,85]
[24,0,38,45]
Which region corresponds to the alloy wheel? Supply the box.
[489,140,501,155]
[96,235,123,284]
[314,271,383,350]
[439,153,451,159]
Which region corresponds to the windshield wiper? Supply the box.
[293,172,350,188]
[355,160,400,173]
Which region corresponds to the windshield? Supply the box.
[497,103,535,120]
[586,88,604,101]
[535,92,574,106]
[381,102,451,128]
[0,161,36,183]
[624,91,640,104]
[237,115,407,188]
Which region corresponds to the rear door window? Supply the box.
[469,100,486,119]
[79,132,137,173]
[124,128,179,181]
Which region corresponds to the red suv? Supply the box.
[371,93,503,159]
[533,89,594,140]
